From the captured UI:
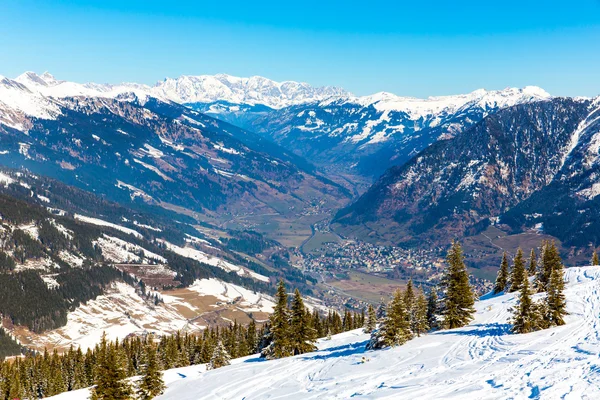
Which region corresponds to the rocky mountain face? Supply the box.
[197,87,551,179]
[0,73,350,233]
[333,97,600,248]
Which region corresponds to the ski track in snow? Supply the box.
[48,265,600,400]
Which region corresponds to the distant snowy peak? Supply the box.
[340,86,552,119]
[151,74,350,108]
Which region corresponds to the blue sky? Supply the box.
[1,0,600,97]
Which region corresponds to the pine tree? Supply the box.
[592,250,599,266]
[426,287,439,330]
[137,341,165,400]
[546,267,567,326]
[442,241,476,329]
[528,248,537,277]
[261,280,292,359]
[367,289,412,349]
[246,319,257,354]
[404,278,416,331]
[91,334,133,400]
[363,304,377,334]
[290,289,317,355]
[376,298,387,320]
[413,291,429,337]
[207,340,231,370]
[512,272,534,334]
[537,240,561,292]
[493,251,510,294]
[509,248,526,292]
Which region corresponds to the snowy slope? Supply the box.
[49,265,600,400]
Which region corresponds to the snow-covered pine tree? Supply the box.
[207,340,231,370]
[509,248,526,292]
[442,241,476,329]
[137,340,165,400]
[546,266,567,327]
[493,251,510,294]
[413,291,429,337]
[367,289,412,349]
[426,287,439,330]
[261,280,292,359]
[363,304,377,334]
[592,250,599,266]
[528,248,537,277]
[290,289,317,355]
[512,271,534,334]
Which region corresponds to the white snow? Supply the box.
[49,265,600,400]
[186,278,275,313]
[94,234,166,264]
[133,158,173,181]
[74,214,142,238]
[0,171,14,186]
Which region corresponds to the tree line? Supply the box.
[0,290,363,399]
[493,241,568,333]
[365,240,476,349]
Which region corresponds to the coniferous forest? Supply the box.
[0,282,363,400]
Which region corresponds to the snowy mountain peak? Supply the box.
[346,85,552,119]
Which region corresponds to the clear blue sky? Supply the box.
[1,0,600,97]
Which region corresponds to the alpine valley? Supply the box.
[1,70,600,400]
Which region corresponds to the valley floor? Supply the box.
[51,266,600,399]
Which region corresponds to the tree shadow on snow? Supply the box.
[298,340,369,361]
[434,323,512,337]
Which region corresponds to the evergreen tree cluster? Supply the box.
[0,285,364,399]
[367,241,476,350]
[260,281,364,359]
[507,241,568,334]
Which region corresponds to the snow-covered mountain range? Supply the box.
[1,71,555,180]
[1,71,348,112]
[215,86,553,178]
[49,265,600,399]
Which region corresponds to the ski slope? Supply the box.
[51,266,600,399]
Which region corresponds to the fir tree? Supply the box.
[246,319,257,354]
[290,289,317,355]
[546,267,567,326]
[363,304,377,334]
[493,251,510,294]
[261,280,291,359]
[426,287,439,330]
[528,248,537,277]
[413,291,429,337]
[537,240,561,292]
[592,250,599,266]
[137,341,165,400]
[367,289,412,349]
[376,298,387,320]
[442,241,476,329]
[207,340,231,370]
[509,248,526,292]
[512,272,535,334]
[91,334,133,400]
[404,278,416,331]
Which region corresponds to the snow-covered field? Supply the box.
[50,265,600,399]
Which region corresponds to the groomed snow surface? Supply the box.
[49,265,600,399]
